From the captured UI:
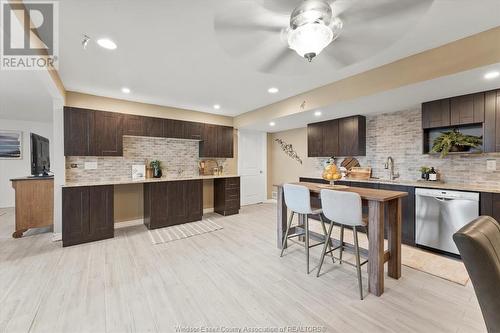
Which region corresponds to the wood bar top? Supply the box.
[275,182,408,202]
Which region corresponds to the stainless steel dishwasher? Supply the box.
[415,188,479,255]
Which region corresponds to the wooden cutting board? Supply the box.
[341,157,360,170]
[348,167,372,180]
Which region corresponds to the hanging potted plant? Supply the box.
[150,160,162,178]
[431,129,482,158]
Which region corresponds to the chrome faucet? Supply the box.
[384,156,400,180]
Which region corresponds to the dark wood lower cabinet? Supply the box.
[214,177,240,216]
[144,180,203,229]
[62,185,114,247]
[480,192,500,222]
[378,184,415,246]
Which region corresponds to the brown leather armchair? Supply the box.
[453,216,500,333]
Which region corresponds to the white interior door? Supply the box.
[238,130,266,206]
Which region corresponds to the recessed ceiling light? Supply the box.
[213,104,221,110]
[484,71,500,80]
[97,38,117,50]
[121,87,131,94]
[269,122,276,127]
[268,87,279,94]
[314,111,322,117]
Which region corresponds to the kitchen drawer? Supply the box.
[226,199,240,209]
[214,177,241,216]
[226,188,240,200]
[225,177,240,188]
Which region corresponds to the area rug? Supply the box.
[148,219,223,245]
[308,222,470,286]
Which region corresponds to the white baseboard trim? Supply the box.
[52,232,62,242]
[264,199,277,204]
[203,208,214,214]
[115,219,144,229]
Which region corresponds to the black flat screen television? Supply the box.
[30,133,50,176]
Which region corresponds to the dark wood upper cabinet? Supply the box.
[307,122,323,157]
[338,115,366,156]
[64,106,234,157]
[64,107,95,156]
[422,99,450,129]
[200,124,218,157]
[163,119,185,139]
[450,93,484,126]
[483,90,497,152]
[496,90,500,152]
[123,114,145,136]
[323,119,339,156]
[143,117,163,137]
[216,126,234,158]
[62,185,114,247]
[184,121,203,140]
[94,111,123,156]
[308,116,364,157]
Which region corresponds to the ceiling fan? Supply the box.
[214,0,434,74]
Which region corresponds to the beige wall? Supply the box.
[267,127,322,199]
[66,91,233,126]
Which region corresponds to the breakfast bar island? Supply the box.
[275,182,408,297]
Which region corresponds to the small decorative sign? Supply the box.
[132,164,146,181]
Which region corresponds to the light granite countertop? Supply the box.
[63,174,239,188]
[332,177,500,194]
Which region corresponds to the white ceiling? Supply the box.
[0,70,54,122]
[58,0,500,117]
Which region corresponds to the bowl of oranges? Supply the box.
[322,164,342,181]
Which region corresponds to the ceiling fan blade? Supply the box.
[214,21,283,33]
[214,1,289,58]
[335,0,433,25]
[322,45,354,67]
[258,0,302,14]
[259,47,294,73]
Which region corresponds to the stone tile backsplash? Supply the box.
[66,136,228,183]
[314,108,500,188]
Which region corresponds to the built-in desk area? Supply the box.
[10,177,54,238]
[62,175,240,247]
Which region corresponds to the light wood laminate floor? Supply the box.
[0,204,485,333]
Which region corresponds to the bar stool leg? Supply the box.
[319,214,335,263]
[353,226,364,300]
[305,215,310,274]
[280,211,295,257]
[316,219,335,277]
[339,225,345,264]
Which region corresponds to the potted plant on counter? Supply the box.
[150,160,162,178]
[431,129,482,158]
[419,166,430,180]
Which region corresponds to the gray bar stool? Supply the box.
[317,189,368,299]
[280,184,333,274]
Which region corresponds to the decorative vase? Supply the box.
[450,145,471,153]
[153,167,162,178]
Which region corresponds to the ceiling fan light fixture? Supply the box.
[287,22,333,61]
